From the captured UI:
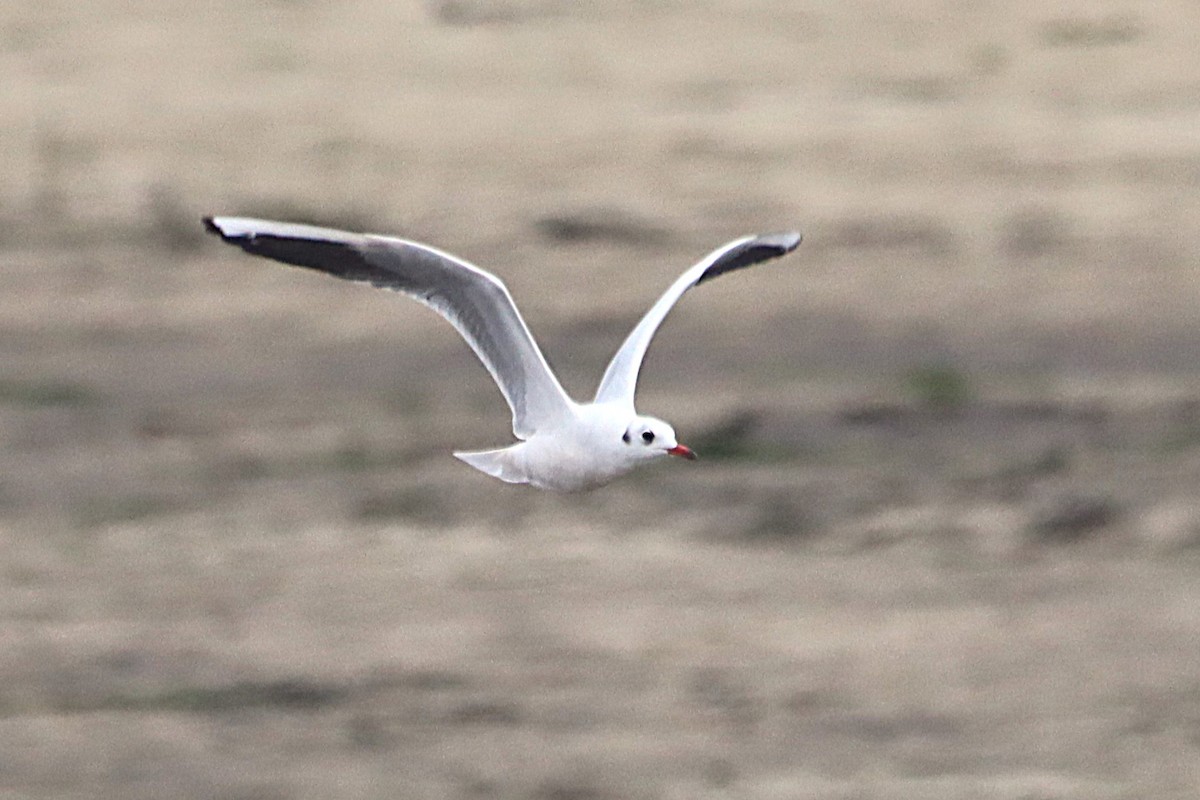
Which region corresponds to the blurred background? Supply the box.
[3,1,1200,797]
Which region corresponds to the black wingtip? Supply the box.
[202,216,222,237]
[696,230,803,285]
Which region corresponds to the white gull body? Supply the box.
[204,216,802,491]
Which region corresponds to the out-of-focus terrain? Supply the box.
[2,1,1200,797]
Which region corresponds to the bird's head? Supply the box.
[619,414,696,462]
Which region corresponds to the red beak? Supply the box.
[667,444,697,460]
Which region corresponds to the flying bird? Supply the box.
[203,216,801,491]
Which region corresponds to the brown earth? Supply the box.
[2,1,1200,798]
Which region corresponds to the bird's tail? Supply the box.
[453,445,530,485]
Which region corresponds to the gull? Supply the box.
[203,216,802,491]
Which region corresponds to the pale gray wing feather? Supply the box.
[593,232,803,406]
[204,216,574,439]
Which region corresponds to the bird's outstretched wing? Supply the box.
[204,217,574,439]
[593,232,803,406]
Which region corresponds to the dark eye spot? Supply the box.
[642,430,655,444]
[622,431,631,444]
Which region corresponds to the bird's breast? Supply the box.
[520,433,634,492]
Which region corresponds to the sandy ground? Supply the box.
[3,1,1200,798]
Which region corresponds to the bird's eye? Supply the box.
[642,430,655,444]
[622,431,631,444]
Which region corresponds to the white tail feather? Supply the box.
[453,446,529,485]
